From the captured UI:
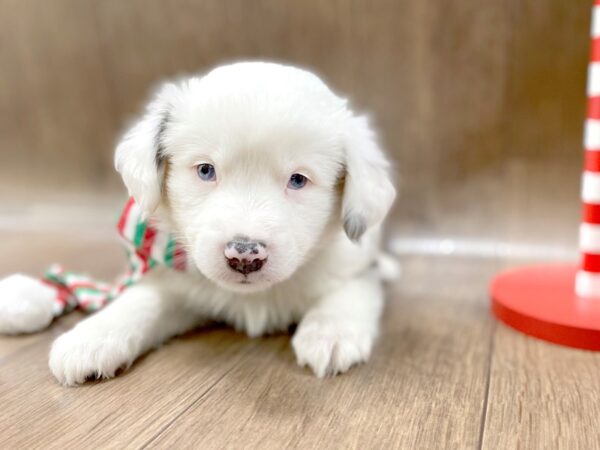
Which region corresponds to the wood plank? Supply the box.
[481,324,600,449]
[0,231,121,275]
[143,257,494,449]
[0,326,262,449]
[0,0,119,196]
[0,312,83,362]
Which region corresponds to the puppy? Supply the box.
[0,62,396,385]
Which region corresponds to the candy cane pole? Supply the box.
[490,1,600,350]
[576,0,600,298]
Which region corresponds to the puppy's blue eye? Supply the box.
[288,173,308,190]
[197,164,216,182]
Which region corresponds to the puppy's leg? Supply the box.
[49,271,202,386]
[0,274,56,334]
[292,271,384,377]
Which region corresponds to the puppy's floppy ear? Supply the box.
[114,82,180,214]
[341,115,396,241]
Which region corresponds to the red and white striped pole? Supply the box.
[490,1,600,350]
[576,0,600,298]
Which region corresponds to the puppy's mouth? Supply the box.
[220,271,276,293]
[193,253,279,293]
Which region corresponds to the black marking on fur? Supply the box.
[231,241,263,254]
[155,110,171,168]
[234,242,250,254]
[228,236,266,254]
[344,214,367,242]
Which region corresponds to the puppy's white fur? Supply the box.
[2,62,396,384]
[0,275,56,334]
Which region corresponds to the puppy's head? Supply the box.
[115,62,395,293]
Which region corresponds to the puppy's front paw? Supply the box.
[292,316,374,378]
[49,324,140,386]
[0,274,56,334]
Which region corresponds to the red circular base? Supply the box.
[491,264,600,350]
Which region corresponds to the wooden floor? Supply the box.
[1,161,599,449]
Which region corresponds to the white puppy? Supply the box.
[0,62,396,385]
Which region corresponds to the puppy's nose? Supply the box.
[224,237,268,275]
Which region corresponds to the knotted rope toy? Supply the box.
[44,198,187,316]
[0,198,187,334]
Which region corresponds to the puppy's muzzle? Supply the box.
[224,237,268,275]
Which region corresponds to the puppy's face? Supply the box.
[115,63,395,293]
[164,101,344,292]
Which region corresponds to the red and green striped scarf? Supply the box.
[43,198,187,317]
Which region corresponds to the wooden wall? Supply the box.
[0,0,590,217]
